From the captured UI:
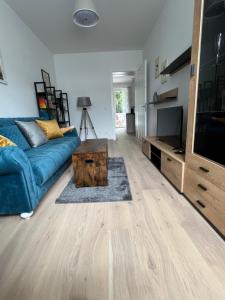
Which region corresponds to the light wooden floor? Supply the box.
[0,130,225,300]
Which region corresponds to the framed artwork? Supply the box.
[41,69,51,88]
[0,51,7,85]
[38,97,47,109]
[161,59,167,84]
[155,56,160,79]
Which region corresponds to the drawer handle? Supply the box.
[199,166,209,173]
[85,159,94,164]
[197,184,207,191]
[196,200,206,209]
[167,158,172,162]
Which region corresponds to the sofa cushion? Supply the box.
[15,120,48,147]
[36,119,63,139]
[0,135,16,147]
[25,136,81,186]
[0,126,31,150]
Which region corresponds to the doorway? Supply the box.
[112,71,135,136]
[114,88,129,128]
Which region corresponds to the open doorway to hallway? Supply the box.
[112,71,136,136]
[114,88,128,128]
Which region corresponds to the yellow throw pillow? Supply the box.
[36,119,63,140]
[60,126,75,135]
[0,135,16,147]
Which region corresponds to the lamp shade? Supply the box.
[73,0,99,27]
[205,0,225,18]
[77,97,92,107]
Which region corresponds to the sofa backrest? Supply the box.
[0,117,41,128]
[0,118,44,150]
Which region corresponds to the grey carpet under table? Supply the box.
[56,157,132,204]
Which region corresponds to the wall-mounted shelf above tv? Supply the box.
[149,88,178,105]
[160,47,192,76]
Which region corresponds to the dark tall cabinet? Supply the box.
[184,0,225,238]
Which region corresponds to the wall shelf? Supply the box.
[160,47,192,76]
[149,88,178,105]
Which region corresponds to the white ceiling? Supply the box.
[5,0,165,54]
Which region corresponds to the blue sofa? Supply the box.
[0,118,81,216]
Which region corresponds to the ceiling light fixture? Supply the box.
[73,0,99,28]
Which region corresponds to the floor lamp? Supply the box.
[77,97,97,140]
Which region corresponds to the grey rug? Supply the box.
[56,157,132,204]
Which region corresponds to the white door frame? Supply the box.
[135,60,148,139]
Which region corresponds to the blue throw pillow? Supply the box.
[0,125,31,150]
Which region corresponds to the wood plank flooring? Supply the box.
[0,130,225,300]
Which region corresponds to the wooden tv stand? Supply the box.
[142,137,185,193]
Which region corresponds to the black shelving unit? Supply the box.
[55,90,71,127]
[34,82,58,121]
[34,82,70,127]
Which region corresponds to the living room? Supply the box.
[1,0,225,299]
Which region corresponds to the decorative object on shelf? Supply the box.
[153,92,159,103]
[149,88,178,105]
[38,97,47,109]
[160,47,192,76]
[161,59,167,84]
[41,69,51,88]
[155,56,160,79]
[73,0,99,28]
[0,50,7,85]
[77,97,97,140]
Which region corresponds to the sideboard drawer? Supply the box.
[184,167,225,236]
[161,152,183,192]
[186,155,225,192]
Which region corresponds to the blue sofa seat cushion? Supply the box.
[0,125,31,151]
[25,136,81,186]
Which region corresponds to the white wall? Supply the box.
[0,1,55,117]
[54,51,142,139]
[143,0,195,141]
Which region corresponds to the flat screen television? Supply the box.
[157,106,183,149]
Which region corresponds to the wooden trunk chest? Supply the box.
[72,139,108,188]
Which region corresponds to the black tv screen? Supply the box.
[157,106,183,148]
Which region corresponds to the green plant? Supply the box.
[115,91,124,113]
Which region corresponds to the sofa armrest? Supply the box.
[0,146,30,174]
[0,147,38,214]
[64,128,78,137]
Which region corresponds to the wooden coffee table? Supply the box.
[72,139,108,188]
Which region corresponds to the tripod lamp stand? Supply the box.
[77,97,97,140]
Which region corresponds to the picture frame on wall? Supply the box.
[161,59,167,84]
[0,50,7,85]
[155,56,160,79]
[41,69,51,88]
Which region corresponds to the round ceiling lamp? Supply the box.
[73,0,99,28]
